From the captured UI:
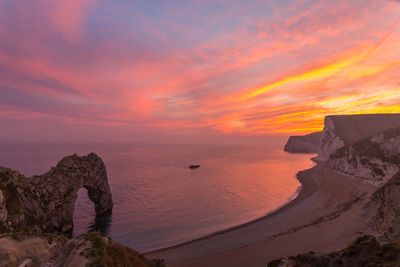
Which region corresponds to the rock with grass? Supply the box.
[268,235,400,267]
[54,232,165,267]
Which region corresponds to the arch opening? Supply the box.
[72,187,112,237]
[72,188,95,236]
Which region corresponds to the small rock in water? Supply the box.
[189,165,200,169]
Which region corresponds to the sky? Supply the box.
[0,0,399,143]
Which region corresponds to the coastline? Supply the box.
[147,162,376,267]
[145,157,317,255]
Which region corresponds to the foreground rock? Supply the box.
[326,126,400,184]
[0,232,165,267]
[284,132,322,154]
[0,153,113,235]
[55,232,165,267]
[367,171,400,240]
[0,234,66,267]
[268,235,400,267]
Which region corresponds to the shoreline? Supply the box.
[147,161,376,267]
[145,161,319,255]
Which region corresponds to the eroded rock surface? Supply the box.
[318,114,400,161]
[367,171,400,240]
[326,127,400,184]
[0,233,165,267]
[0,234,66,267]
[0,153,113,235]
[54,232,165,267]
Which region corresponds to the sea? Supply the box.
[0,142,314,252]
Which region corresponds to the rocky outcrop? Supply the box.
[318,114,400,161]
[268,235,400,267]
[54,232,165,267]
[284,132,322,154]
[0,234,67,267]
[325,127,400,184]
[367,171,400,240]
[0,153,113,235]
[0,233,165,267]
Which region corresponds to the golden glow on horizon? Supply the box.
[1,0,399,140]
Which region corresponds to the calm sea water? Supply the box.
[0,142,313,252]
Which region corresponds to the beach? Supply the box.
[147,162,376,267]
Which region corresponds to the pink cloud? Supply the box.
[49,0,96,41]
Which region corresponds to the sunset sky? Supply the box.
[0,0,399,142]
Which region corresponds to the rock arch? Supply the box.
[0,153,113,236]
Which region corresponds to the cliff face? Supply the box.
[0,153,113,235]
[284,132,322,154]
[322,122,400,239]
[318,114,400,161]
[325,127,400,183]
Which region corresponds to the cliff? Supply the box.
[268,235,400,267]
[325,126,400,183]
[284,132,322,154]
[280,113,400,266]
[0,153,113,235]
[322,123,400,238]
[318,114,400,161]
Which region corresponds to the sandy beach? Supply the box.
[147,162,377,267]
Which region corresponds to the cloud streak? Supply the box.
[0,0,399,141]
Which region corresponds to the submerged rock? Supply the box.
[0,153,113,236]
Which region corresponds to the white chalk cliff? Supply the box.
[318,114,400,161]
[325,126,400,184]
[284,114,400,183]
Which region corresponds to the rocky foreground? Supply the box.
[268,235,400,267]
[0,153,164,267]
